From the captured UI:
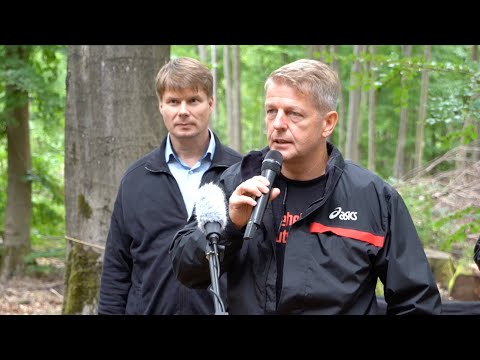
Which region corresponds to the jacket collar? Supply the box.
[145,131,231,173]
[239,142,345,183]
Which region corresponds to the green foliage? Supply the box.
[432,206,480,253]
[24,244,65,278]
[399,180,480,260]
[0,136,6,223]
[0,45,66,257]
[396,181,442,249]
[171,45,198,59]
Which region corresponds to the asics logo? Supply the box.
[328,207,357,221]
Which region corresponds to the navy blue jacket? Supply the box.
[98,132,241,314]
[171,143,442,314]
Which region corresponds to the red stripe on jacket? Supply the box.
[310,222,384,247]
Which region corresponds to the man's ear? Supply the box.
[322,111,338,138]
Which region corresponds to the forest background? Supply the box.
[0,45,479,314]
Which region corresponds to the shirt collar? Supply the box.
[165,128,216,164]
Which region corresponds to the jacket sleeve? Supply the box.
[169,219,213,289]
[98,191,133,314]
[474,236,480,270]
[376,190,442,315]
[170,173,245,289]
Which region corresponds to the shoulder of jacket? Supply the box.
[121,148,160,182]
[342,161,399,198]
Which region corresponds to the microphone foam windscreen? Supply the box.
[195,182,227,233]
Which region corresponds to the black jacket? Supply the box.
[98,132,242,314]
[474,236,480,269]
[171,143,442,314]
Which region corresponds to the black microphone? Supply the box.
[195,182,227,243]
[244,150,283,240]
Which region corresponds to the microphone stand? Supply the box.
[204,223,228,315]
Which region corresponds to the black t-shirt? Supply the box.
[273,173,326,308]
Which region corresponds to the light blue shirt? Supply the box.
[165,129,216,220]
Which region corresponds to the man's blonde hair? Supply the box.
[265,59,340,113]
[155,57,213,100]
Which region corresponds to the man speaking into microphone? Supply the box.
[171,59,441,315]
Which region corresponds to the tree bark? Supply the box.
[197,45,207,63]
[211,45,219,127]
[224,45,233,149]
[232,45,242,152]
[414,45,432,170]
[394,45,413,179]
[367,45,377,172]
[330,45,345,152]
[475,45,480,162]
[346,45,366,162]
[1,46,32,280]
[63,45,169,314]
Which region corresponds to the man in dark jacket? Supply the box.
[98,57,242,314]
[170,59,441,314]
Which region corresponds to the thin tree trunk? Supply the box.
[346,45,366,162]
[367,45,377,172]
[414,45,432,170]
[232,45,242,152]
[473,45,479,162]
[308,45,326,61]
[394,45,413,179]
[456,45,479,167]
[63,45,169,314]
[224,45,233,148]
[330,45,345,152]
[1,46,32,280]
[198,45,207,63]
[211,45,219,127]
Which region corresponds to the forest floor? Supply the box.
[0,274,64,315]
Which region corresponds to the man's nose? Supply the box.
[273,110,287,129]
[179,101,188,114]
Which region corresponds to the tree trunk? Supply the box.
[474,45,480,162]
[232,45,242,152]
[393,45,412,179]
[462,45,480,163]
[367,45,377,172]
[1,46,32,280]
[414,45,432,170]
[307,45,326,61]
[224,45,233,148]
[211,45,219,127]
[197,45,207,63]
[345,45,366,162]
[63,45,169,314]
[330,45,345,152]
